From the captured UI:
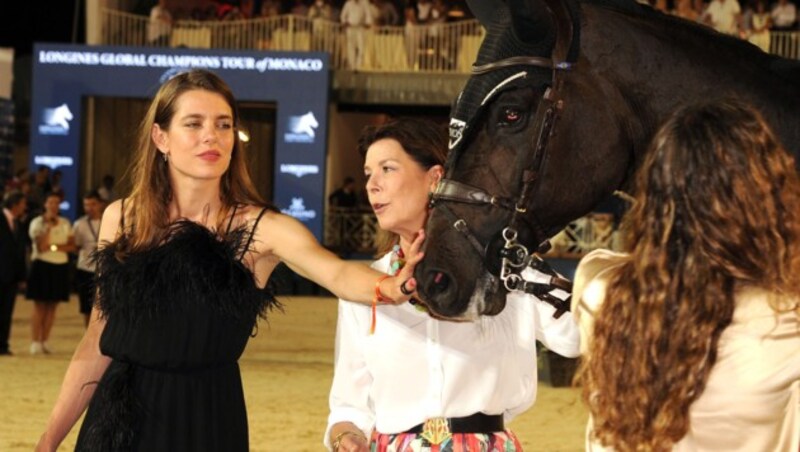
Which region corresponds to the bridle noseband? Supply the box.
[428,0,576,317]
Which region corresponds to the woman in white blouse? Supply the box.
[325,118,580,452]
[572,99,800,451]
[27,192,75,354]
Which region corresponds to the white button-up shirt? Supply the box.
[325,253,580,449]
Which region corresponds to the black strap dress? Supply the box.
[75,206,277,451]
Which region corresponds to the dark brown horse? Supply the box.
[415,0,800,319]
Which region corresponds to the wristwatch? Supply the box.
[50,244,58,252]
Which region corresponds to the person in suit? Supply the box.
[0,191,28,355]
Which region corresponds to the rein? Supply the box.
[429,0,575,316]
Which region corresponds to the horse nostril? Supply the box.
[429,271,450,295]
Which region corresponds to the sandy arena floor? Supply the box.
[0,295,587,451]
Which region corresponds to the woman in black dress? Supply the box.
[35,70,423,452]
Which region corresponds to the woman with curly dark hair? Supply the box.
[572,99,800,451]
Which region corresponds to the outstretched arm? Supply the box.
[35,201,124,451]
[257,211,423,304]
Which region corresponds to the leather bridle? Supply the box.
[428,0,576,316]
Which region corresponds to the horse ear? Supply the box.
[466,0,505,26]
[507,0,555,45]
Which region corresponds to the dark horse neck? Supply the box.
[579,0,800,167]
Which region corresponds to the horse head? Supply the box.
[415,0,800,319]
[414,0,630,319]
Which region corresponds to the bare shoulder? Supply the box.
[231,205,285,282]
[98,199,124,244]
[230,204,277,251]
[247,208,308,248]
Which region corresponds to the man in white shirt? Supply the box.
[702,0,742,34]
[340,0,374,69]
[147,0,173,46]
[71,191,104,327]
[771,0,798,30]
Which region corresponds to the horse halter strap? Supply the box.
[429,0,574,315]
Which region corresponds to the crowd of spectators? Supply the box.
[648,0,797,51]
[142,0,796,53]
[0,167,116,356]
[144,0,471,26]
[143,0,475,68]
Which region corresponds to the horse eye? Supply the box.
[500,108,522,126]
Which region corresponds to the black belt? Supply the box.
[405,413,504,434]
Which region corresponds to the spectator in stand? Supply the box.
[404,5,421,68]
[701,0,742,34]
[240,0,256,17]
[260,0,281,17]
[218,3,247,20]
[675,0,701,21]
[341,0,374,69]
[416,0,434,23]
[96,174,117,203]
[309,0,335,50]
[771,0,798,29]
[374,0,400,25]
[291,0,310,17]
[72,191,105,327]
[0,192,27,356]
[27,192,74,355]
[147,0,173,46]
[329,176,359,209]
[748,0,772,51]
[309,0,334,22]
[257,0,283,50]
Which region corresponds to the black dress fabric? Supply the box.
[75,217,277,451]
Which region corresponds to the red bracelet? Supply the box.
[374,274,392,302]
[370,275,392,335]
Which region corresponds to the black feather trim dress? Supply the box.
[75,219,278,451]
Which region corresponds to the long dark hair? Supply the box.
[121,70,266,253]
[580,99,800,450]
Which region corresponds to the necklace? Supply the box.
[389,244,427,313]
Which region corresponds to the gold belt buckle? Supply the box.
[420,417,452,445]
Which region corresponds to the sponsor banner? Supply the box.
[33,155,74,169]
[280,164,320,178]
[281,197,318,222]
[38,50,325,73]
[31,44,329,238]
[284,111,319,143]
[39,103,74,135]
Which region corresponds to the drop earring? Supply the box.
[163,152,169,163]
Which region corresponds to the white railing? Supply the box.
[324,208,379,254]
[549,213,621,259]
[102,9,485,73]
[102,9,800,73]
[771,31,800,60]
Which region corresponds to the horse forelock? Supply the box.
[450,0,581,158]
